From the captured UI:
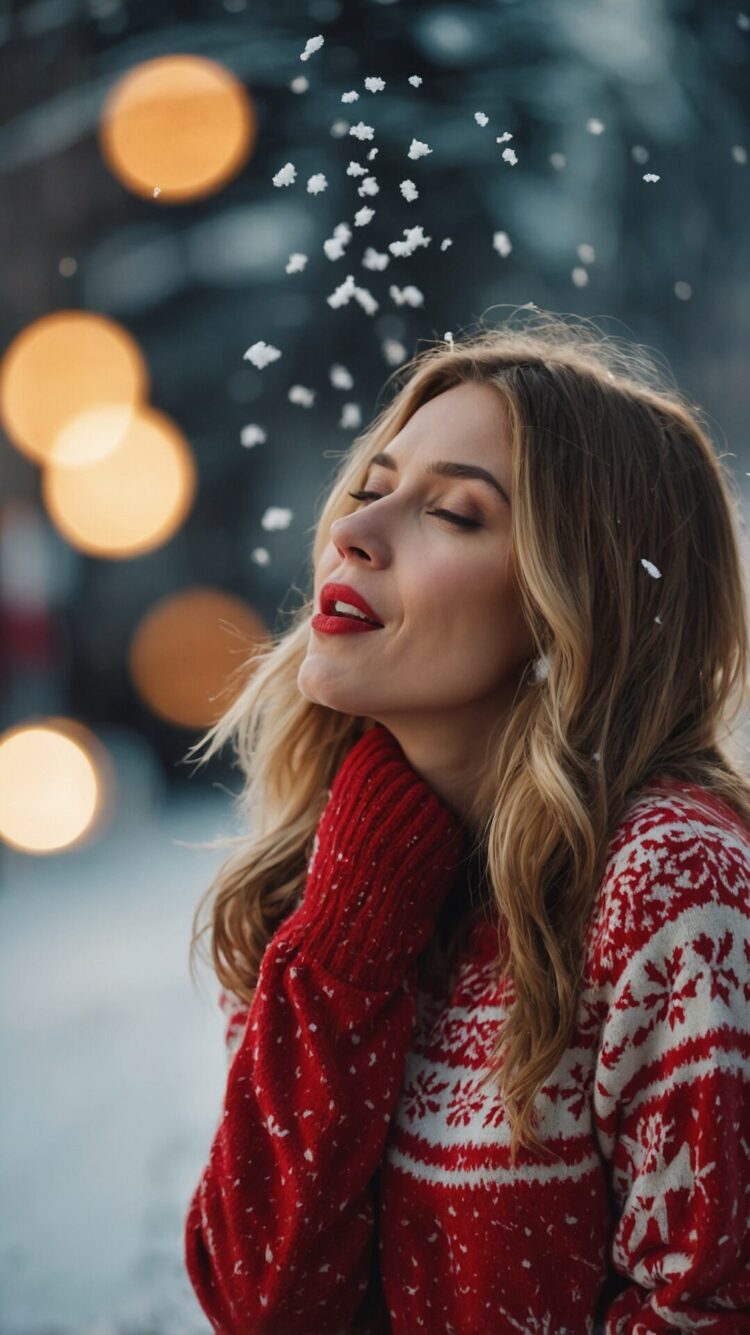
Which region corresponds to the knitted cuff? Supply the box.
[291,724,468,992]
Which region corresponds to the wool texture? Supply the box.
[184,722,750,1333]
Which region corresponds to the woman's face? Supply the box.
[298,381,535,741]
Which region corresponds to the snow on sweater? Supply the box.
[184,722,750,1333]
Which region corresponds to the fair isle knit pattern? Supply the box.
[184,723,750,1333]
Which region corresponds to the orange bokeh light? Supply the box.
[0,311,148,466]
[41,404,197,558]
[0,719,114,854]
[99,54,257,202]
[128,587,269,729]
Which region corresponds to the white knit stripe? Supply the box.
[595,800,749,907]
[384,1141,603,1189]
[595,1045,749,1162]
[393,1035,600,1146]
[593,900,750,1095]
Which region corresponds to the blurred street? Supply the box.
[0,779,231,1334]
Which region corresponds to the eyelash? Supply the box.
[346,490,482,530]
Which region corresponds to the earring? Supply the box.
[531,654,549,683]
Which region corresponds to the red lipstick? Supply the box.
[312,581,385,634]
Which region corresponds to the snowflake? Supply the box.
[382,338,406,365]
[389,284,424,308]
[260,506,293,532]
[285,252,308,274]
[330,364,354,390]
[362,247,390,271]
[408,137,432,160]
[244,340,281,369]
[272,163,296,188]
[388,224,431,257]
[300,34,324,62]
[240,424,266,448]
[339,403,361,429]
[323,222,352,261]
[640,557,662,578]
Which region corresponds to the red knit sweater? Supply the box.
[184,722,750,1333]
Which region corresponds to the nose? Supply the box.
[330,511,386,565]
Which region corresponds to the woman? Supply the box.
[183,309,750,1332]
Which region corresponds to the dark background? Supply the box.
[2,0,748,794]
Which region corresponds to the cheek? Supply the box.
[415,550,512,622]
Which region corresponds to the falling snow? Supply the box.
[260,506,293,531]
[288,385,316,407]
[389,284,424,308]
[339,403,362,429]
[240,424,266,448]
[330,364,354,390]
[285,252,308,274]
[362,246,390,270]
[299,34,324,61]
[272,162,296,188]
[388,224,431,257]
[640,557,662,579]
[407,138,432,160]
[323,223,352,261]
[382,338,407,365]
[244,341,282,369]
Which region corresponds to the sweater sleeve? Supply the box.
[592,832,750,1332]
[184,723,467,1334]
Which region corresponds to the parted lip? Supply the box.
[320,582,384,625]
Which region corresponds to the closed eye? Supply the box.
[346,490,482,530]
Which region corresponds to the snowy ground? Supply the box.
[2,720,748,1335]
[0,755,238,1335]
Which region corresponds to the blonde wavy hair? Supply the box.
[187,307,750,1164]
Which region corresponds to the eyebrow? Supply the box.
[367,452,510,505]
